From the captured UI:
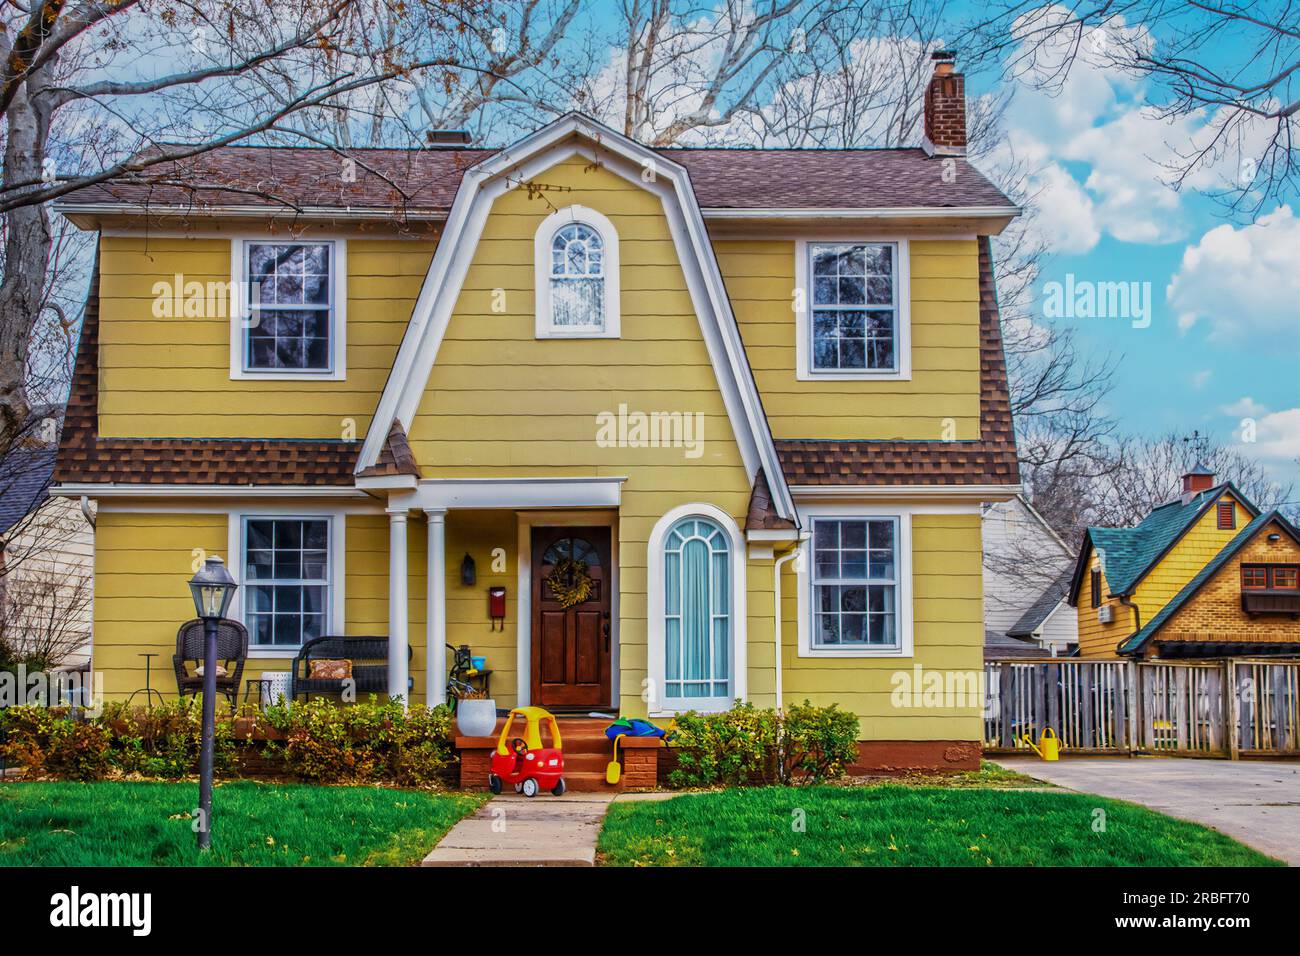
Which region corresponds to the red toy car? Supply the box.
[488,706,566,797]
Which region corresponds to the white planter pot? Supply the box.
[456,699,498,737]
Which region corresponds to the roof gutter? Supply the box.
[55,201,1022,228]
[701,205,1022,220]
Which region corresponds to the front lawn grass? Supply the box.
[598,785,1281,867]
[0,781,487,867]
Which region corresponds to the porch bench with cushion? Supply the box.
[289,636,411,701]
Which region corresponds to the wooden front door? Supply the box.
[531,526,612,709]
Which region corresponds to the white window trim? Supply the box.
[229,237,347,381]
[794,237,911,381]
[796,504,914,658]
[646,502,747,715]
[226,510,346,658]
[534,204,621,339]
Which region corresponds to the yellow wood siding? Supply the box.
[777,513,984,740]
[406,156,754,717]
[92,510,424,701]
[723,238,981,440]
[1076,563,1134,658]
[96,237,435,438]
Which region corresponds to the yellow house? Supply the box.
[1069,465,1300,658]
[53,55,1023,770]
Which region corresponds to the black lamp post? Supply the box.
[187,555,237,851]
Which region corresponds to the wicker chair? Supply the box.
[172,618,248,714]
[290,635,410,701]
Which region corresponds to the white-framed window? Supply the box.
[663,515,731,706]
[796,507,915,658]
[646,503,747,713]
[794,238,910,381]
[230,238,347,380]
[238,516,336,651]
[534,205,620,339]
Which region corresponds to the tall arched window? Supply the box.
[663,516,731,706]
[549,223,604,329]
[534,205,620,338]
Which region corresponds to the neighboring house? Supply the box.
[982,495,1077,658]
[51,53,1023,769]
[1068,465,1300,659]
[0,442,95,669]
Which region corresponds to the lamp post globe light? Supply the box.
[187,555,237,851]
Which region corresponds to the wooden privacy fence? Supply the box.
[984,658,1300,757]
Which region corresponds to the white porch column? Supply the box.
[387,508,409,707]
[425,509,448,707]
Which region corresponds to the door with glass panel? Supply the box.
[663,516,732,711]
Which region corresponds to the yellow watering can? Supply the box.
[1021,727,1062,761]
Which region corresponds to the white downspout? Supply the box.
[772,533,810,712]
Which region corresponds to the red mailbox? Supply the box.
[488,586,506,630]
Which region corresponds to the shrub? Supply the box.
[264,697,455,788]
[779,700,860,784]
[3,697,455,787]
[102,699,237,779]
[0,706,112,781]
[668,703,781,788]
[667,701,859,789]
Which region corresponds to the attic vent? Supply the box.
[425,129,472,148]
[1097,604,1114,624]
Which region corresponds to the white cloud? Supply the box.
[1220,399,1300,470]
[1252,408,1300,464]
[999,6,1287,252]
[1166,205,1300,340]
[1191,369,1212,389]
[1221,397,1270,419]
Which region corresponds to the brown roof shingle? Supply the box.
[356,422,420,478]
[62,144,1015,214]
[54,257,361,486]
[775,236,1019,486]
[745,469,796,532]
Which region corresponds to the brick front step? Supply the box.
[455,718,663,791]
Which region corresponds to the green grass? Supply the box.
[0,781,488,867]
[598,786,1282,867]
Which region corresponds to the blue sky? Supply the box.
[949,5,1300,483]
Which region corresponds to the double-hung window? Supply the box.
[235,240,344,377]
[810,517,899,650]
[809,242,900,373]
[242,517,330,649]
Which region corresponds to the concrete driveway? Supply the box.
[995,757,1300,865]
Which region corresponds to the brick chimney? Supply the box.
[1181,463,1215,494]
[923,50,967,157]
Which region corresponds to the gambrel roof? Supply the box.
[354,113,798,522]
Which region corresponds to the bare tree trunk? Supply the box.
[0,77,54,449]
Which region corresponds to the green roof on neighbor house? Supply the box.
[1068,482,1257,604]
[1118,510,1300,654]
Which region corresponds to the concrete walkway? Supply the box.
[422,792,615,866]
[995,756,1300,865]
